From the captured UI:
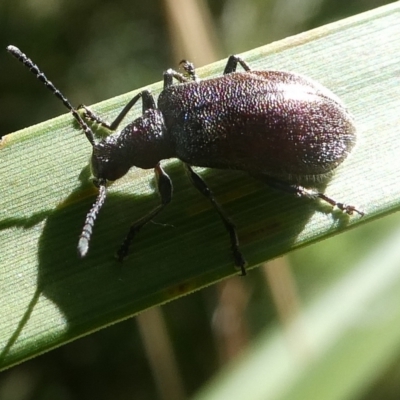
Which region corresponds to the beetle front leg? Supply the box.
[223,55,251,74]
[78,104,106,125]
[79,90,156,132]
[184,164,247,276]
[116,164,172,261]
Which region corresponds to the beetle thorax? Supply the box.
[91,109,174,181]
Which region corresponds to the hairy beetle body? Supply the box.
[160,71,356,181]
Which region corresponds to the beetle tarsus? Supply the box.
[233,250,247,276]
[336,203,365,217]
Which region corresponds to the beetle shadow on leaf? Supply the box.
[1,163,351,363]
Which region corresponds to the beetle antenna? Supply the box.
[7,45,96,146]
[78,183,107,257]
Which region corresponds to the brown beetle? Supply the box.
[8,46,363,275]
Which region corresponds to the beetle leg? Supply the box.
[314,193,364,216]
[79,90,157,132]
[78,104,105,125]
[116,163,173,261]
[77,104,118,133]
[184,164,247,276]
[163,69,191,88]
[264,177,364,216]
[179,60,199,81]
[109,90,157,130]
[223,55,251,74]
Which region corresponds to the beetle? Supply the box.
[7,45,363,275]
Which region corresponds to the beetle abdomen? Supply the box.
[160,71,356,181]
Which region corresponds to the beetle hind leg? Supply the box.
[264,177,364,216]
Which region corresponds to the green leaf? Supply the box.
[1,2,400,370]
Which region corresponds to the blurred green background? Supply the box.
[1,0,400,399]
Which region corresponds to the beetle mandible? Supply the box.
[7,45,363,275]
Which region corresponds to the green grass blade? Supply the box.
[1,2,400,370]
